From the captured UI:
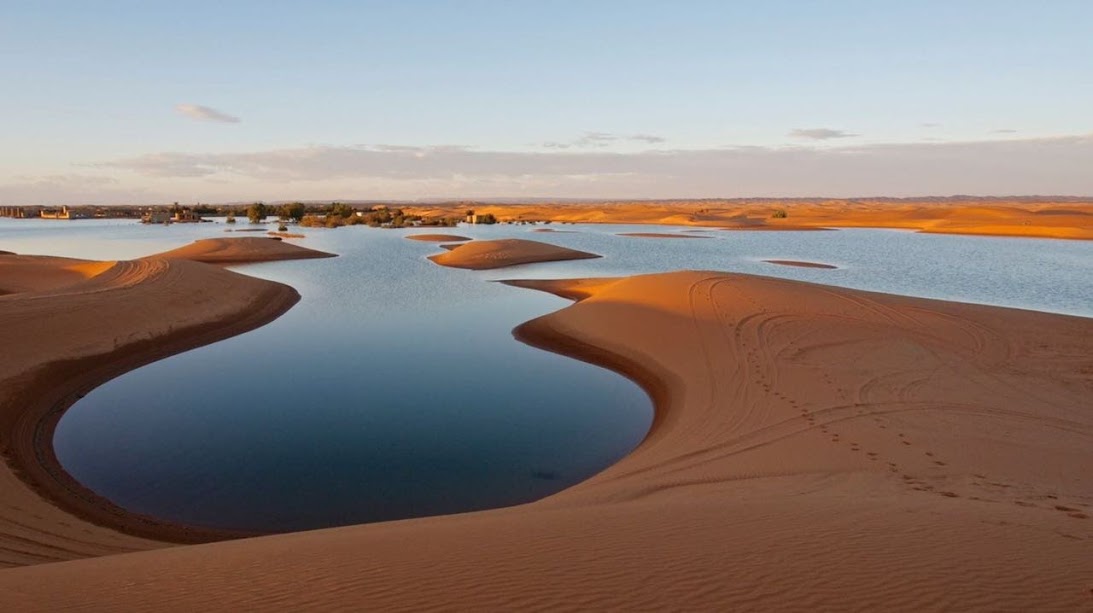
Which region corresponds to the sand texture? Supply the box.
[764,259,838,269]
[427,238,600,269]
[403,199,1093,240]
[1,270,1090,610]
[405,234,472,242]
[0,239,335,566]
[155,237,335,264]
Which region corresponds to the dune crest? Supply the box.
[0,256,117,294]
[428,238,600,270]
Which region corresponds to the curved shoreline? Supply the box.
[0,240,335,562]
[8,275,297,544]
[1,270,1091,609]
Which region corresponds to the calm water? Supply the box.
[2,219,1091,532]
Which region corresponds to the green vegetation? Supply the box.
[279,202,306,222]
[247,202,268,224]
[299,205,462,229]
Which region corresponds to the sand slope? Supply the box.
[427,238,600,269]
[155,237,336,265]
[2,271,1089,610]
[0,255,115,294]
[0,239,335,567]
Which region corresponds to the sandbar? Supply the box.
[156,237,335,265]
[405,234,472,242]
[763,259,838,269]
[617,232,710,239]
[428,238,600,270]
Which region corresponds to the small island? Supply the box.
[428,239,601,270]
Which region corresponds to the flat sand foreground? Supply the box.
[1,265,1090,611]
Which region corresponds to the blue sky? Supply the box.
[2,1,1092,203]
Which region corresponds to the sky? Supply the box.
[2,0,1092,204]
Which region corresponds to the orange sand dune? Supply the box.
[0,255,116,294]
[405,233,472,242]
[0,239,335,567]
[404,200,1093,240]
[764,259,838,269]
[428,238,600,270]
[156,237,335,265]
[1,270,1090,610]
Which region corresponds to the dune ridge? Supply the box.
[1,270,1089,610]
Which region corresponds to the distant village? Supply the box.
[0,202,499,228]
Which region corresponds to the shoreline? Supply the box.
[0,240,333,563]
[1,261,1091,607]
[8,269,297,544]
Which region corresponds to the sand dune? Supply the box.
[403,200,1093,240]
[0,239,335,567]
[427,238,600,270]
[155,237,335,265]
[405,233,472,242]
[1,270,1089,610]
[0,255,116,294]
[764,259,838,269]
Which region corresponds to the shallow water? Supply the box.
[1,219,1090,531]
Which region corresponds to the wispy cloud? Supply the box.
[992,128,1018,134]
[174,103,241,124]
[85,133,1093,200]
[542,131,666,149]
[789,128,858,140]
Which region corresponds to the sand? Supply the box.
[0,239,334,567]
[403,200,1093,240]
[617,232,710,239]
[0,255,116,294]
[405,234,472,242]
[764,259,838,269]
[155,237,335,265]
[427,238,600,270]
[1,269,1090,610]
